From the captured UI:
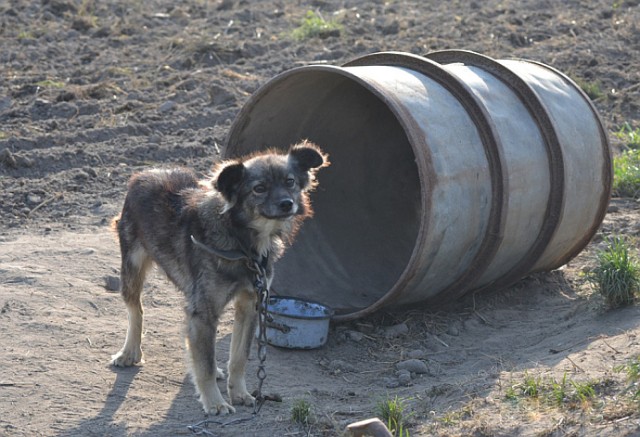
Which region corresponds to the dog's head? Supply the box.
[214,140,328,232]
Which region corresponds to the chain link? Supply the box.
[249,258,270,415]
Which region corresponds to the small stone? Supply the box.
[384,322,409,339]
[158,100,177,113]
[607,205,619,213]
[73,169,90,181]
[104,275,120,292]
[407,349,426,359]
[397,370,412,386]
[26,194,42,205]
[345,330,364,342]
[209,85,235,106]
[447,323,461,337]
[380,19,400,35]
[396,359,428,374]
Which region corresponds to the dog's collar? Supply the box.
[190,235,249,261]
[190,235,269,271]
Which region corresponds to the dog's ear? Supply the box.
[289,141,328,171]
[215,161,245,202]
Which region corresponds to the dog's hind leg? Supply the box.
[111,243,151,367]
[228,289,257,406]
[186,309,235,415]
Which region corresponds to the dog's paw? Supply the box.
[111,348,143,367]
[229,389,255,407]
[204,400,236,415]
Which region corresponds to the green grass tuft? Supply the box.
[505,372,601,410]
[291,398,312,425]
[570,380,597,403]
[550,373,569,406]
[376,395,411,436]
[613,149,640,198]
[614,122,640,150]
[35,79,66,89]
[291,10,342,41]
[588,236,640,308]
[575,78,603,100]
[625,356,640,382]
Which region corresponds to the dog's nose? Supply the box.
[279,199,294,212]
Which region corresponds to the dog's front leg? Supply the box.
[187,312,235,415]
[228,289,258,406]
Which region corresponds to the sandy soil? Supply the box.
[1,0,640,436]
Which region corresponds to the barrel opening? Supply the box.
[227,68,422,315]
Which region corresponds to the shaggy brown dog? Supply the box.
[111,141,328,414]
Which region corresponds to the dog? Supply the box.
[110,140,328,415]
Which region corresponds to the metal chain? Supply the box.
[249,258,269,415]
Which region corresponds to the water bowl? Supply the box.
[261,296,333,349]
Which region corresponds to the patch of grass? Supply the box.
[505,372,600,410]
[574,78,603,100]
[588,236,640,308]
[376,395,411,436]
[438,410,460,426]
[291,398,312,425]
[505,385,519,402]
[614,122,640,150]
[507,372,542,399]
[35,79,66,89]
[571,380,597,404]
[17,30,34,39]
[291,10,342,41]
[613,149,640,198]
[625,356,640,382]
[549,373,569,406]
[521,373,542,398]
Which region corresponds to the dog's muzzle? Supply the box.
[261,198,297,219]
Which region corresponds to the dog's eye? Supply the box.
[285,178,295,188]
[253,184,267,194]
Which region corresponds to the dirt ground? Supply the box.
[1,0,640,436]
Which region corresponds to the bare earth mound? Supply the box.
[1,1,639,436]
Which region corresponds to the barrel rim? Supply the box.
[524,60,613,269]
[225,63,434,321]
[345,51,509,306]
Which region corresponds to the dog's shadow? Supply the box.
[58,335,239,436]
[58,366,142,436]
[58,365,202,436]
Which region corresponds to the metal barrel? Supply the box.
[225,50,612,321]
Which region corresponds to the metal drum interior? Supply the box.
[226,67,423,317]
